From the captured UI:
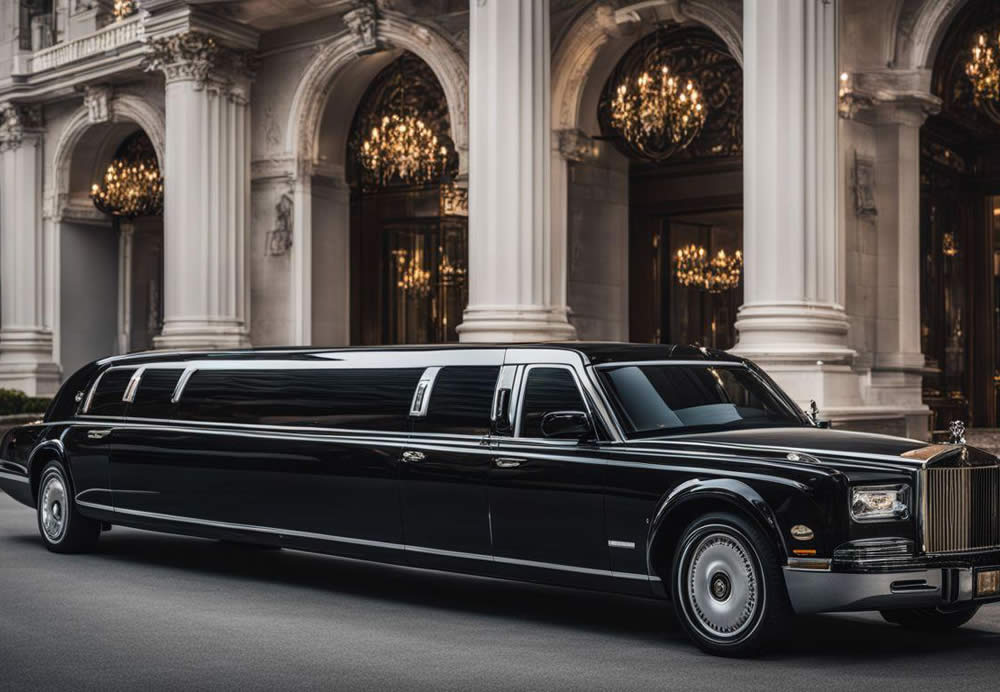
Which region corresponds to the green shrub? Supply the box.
[0,388,51,416]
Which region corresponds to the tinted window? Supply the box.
[87,368,135,417]
[519,367,586,438]
[177,367,423,430]
[597,364,805,437]
[416,366,500,435]
[129,369,184,419]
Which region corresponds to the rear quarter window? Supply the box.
[86,368,136,417]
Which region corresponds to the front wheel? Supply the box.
[671,512,792,657]
[880,605,980,631]
[36,460,100,554]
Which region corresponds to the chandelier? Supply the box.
[90,133,163,219]
[610,54,707,160]
[360,113,447,187]
[113,0,139,22]
[967,29,1000,104]
[674,244,742,293]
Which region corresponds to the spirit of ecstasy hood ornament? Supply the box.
[949,420,966,445]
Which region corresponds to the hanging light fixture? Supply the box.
[359,67,448,187]
[609,29,707,160]
[113,0,139,22]
[967,28,1000,104]
[90,132,163,219]
[674,244,742,293]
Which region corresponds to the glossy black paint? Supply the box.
[2,343,999,602]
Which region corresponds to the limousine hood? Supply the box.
[632,427,997,474]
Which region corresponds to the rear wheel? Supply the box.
[36,460,100,554]
[671,512,791,657]
[880,605,980,631]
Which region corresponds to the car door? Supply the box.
[399,360,503,573]
[488,362,610,587]
[72,366,137,511]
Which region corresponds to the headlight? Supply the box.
[850,484,910,522]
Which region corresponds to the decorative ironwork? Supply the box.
[348,52,457,189]
[90,131,163,219]
[599,25,742,163]
[673,243,742,293]
[266,191,293,256]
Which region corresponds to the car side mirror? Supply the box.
[541,410,592,440]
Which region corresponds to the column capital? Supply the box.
[838,69,940,126]
[142,31,255,103]
[0,103,43,153]
[554,128,599,162]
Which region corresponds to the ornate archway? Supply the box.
[282,10,468,345]
[47,96,166,375]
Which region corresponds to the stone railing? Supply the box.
[26,16,143,74]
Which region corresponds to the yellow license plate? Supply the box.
[976,569,1000,597]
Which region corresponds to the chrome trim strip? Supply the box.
[122,367,145,403]
[0,470,29,484]
[170,366,197,403]
[409,367,441,418]
[74,501,654,582]
[608,540,636,549]
[592,360,748,369]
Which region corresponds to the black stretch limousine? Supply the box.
[2,343,999,655]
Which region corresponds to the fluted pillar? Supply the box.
[457,0,576,342]
[0,104,60,395]
[733,0,857,408]
[144,32,253,350]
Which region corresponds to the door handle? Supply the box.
[401,450,426,463]
[87,429,111,440]
[494,457,524,469]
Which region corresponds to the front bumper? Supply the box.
[783,564,1000,614]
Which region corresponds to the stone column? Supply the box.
[733,0,857,408]
[0,104,60,395]
[457,0,576,342]
[143,32,254,350]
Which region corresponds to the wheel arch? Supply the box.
[27,440,67,506]
[646,478,790,594]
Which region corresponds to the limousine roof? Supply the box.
[94,342,746,368]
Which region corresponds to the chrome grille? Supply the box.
[923,465,1000,554]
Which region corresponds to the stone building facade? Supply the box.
[0,0,995,439]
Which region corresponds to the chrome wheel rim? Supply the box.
[685,532,759,639]
[40,474,68,542]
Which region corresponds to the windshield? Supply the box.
[596,363,807,438]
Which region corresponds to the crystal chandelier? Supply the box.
[610,56,707,159]
[967,29,1000,104]
[393,249,432,297]
[674,244,742,293]
[360,113,447,187]
[113,0,139,22]
[90,135,163,219]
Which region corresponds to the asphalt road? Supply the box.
[1,493,999,691]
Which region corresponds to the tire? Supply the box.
[36,460,100,554]
[671,511,792,657]
[880,605,980,631]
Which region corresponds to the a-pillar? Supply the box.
[144,30,256,350]
[457,0,576,342]
[0,104,60,395]
[733,0,859,412]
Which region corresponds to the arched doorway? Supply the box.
[344,51,465,345]
[58,124,164,376]
[556,13,743,346]
[597,25,743,347]
[919,0,1000,428]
